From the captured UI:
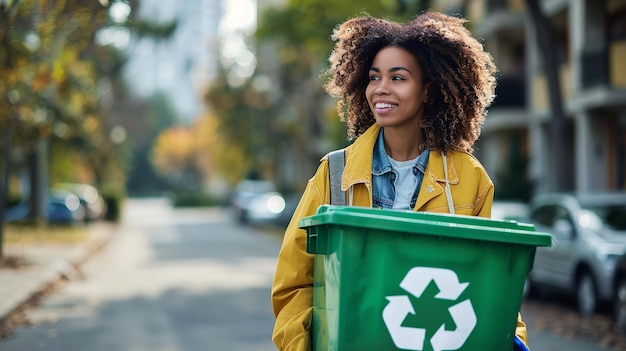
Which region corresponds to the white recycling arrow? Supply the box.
[400,267,469,300]
[383,267,476,351]
[430,299,477,351]
[382,295,426,351]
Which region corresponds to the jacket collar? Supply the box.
[372,129,430,175]
[342,124,379,191]
[341,124,459,191]
[427,151,460,185]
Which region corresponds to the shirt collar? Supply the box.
[416,148,429,174]
[372,128,430,175]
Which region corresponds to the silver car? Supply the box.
[230,180,286,224]
[525,192,626,316]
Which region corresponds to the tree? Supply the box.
[124,91,179,196]
[205,0,433,191]
[192,111,248,185]
[0,0,130,227]
[204,66,274,181]
[526,0,570,191]
[0,0,21,258]
[151,127,195,186]
[0,0,177,256]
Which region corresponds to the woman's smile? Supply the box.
[374,101,399,114]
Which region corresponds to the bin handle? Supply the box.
[442,152,455,215]
[306,227,320,254]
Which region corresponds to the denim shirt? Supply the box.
[372,129,430,209]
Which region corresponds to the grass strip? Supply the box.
[3,224,89,246]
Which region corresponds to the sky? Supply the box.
[219,0,257,87]
[113,0,258,121]
[220,0,256,34]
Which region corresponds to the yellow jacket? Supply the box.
[271,124,528,350]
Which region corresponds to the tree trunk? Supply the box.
[0,116,11,257]
[526,0,570,191]
[27,137,48,225]
[0,2,19,257]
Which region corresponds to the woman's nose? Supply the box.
[374,79,390,94]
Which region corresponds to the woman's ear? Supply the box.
[423,82,432,102]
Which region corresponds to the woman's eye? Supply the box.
[392,75,405,81]
[369,75,380,81]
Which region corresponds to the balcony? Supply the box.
[581,51,609,89]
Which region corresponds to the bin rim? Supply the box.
[299,205,552,247]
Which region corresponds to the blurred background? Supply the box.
[0,0,625,227]
[0,1,626,350]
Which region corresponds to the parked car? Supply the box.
[491,200,529,222]
[230,180,286,224]
[274,192,301,228]
[55,183,106,222]
[524,191,626,316]
[6,189,86,224]
[47,189,87,223]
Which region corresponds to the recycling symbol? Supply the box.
[382,267,476,351]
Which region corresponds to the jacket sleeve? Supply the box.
[473,160,494,218]
[272,162,328,350]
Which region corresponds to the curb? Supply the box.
[0,222,117,326]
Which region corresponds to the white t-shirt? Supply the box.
[387,155,419,210]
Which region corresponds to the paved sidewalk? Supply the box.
[0,222,117,323]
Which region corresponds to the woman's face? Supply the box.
[365,46,429,130]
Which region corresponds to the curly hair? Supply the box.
[323,11,497,153]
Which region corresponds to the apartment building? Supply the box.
[464,0,626,195]
[123,0,222,122]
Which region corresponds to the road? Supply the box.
[0,198,280,351]
[521,292,625,351]
[0,198,624,351]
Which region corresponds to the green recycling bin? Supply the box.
[300,205,552,351]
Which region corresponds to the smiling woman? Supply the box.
[269,10,532,351]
